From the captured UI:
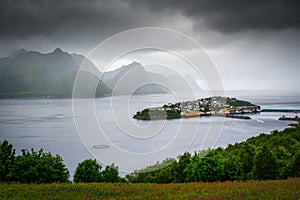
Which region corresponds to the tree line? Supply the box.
[1,125,299,184]
[0,141,121,183]
[126,126,300,183]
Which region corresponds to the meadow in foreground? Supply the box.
[0,178,299,200]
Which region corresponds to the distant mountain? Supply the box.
[184,74,204,92]
[0,48,111,98]
[102,62,168,95]
[71,53,102,78]
[0,48,203,98]
[147,72,171,87]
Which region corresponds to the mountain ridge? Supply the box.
[0,49,111,98]
[0,48,203,98]
[102,62,168,95]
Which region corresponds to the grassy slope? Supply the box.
[1,178,299,199]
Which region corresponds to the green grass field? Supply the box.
[0,178,299,199]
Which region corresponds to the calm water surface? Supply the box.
[0,90,299,176]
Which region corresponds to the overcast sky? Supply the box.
[0,0,299,91]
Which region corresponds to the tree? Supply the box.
[291,152,300,177]
[125,170,154,183]
[252,145,278,180]
[223,155,240,181]
[9,148,69,183]
[73,159,102,183]
[0,140,15,182]
[173,152,191,182]
[153,163,176,183]
[101,163,120,183]
[186,150,224,182]
[274,146,292,179]
[239,143,255,180]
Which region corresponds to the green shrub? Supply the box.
[0,140,15,182]
[8,148,69,183]
[73,159,102,183]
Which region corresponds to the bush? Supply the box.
[73,159,102,183]
[9,148,69,183]
[101,163,120,183]
[252,145,278,180]
[0,140,15,182]
[292,152,300,177]
[74,159,121,183]
[186,150,225,182]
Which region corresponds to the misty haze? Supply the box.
[0,0,300,199]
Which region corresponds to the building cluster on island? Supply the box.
[133,96,261,120]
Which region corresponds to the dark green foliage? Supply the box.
[101,163,120,183]
[125,170,154,183]
[226,97,254,107]
[0,140,15,182]
[125,158,176,183]
[139,158,176,174]
[134,109,150,120]
[173,152,191,182]
[153,167,171,183]
[73,159,102,183]
[9,149,69,183]
[223,155,240,181]
[74,160,121,183]
[274,146,292,179]
[0,159,3,182]
[128,125,300,183]
[239,143,255,180]
[252,145,278,180]
[186,150,225,182]
[291,152,300,177]
[201,97,254,107]
[166,109,181,119]
[133,107,180,120]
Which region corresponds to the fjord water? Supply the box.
[0,90,299,176]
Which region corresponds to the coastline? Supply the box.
[133,96,260,121]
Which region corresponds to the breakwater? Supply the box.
[262,108,300,113]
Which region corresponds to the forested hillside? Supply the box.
[126,125,300,183]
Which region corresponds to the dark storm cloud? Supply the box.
[135,0,300,33]
[1,0,299,40]
[0,0,147,39]
[0,0,299,91]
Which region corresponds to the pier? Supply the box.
[261,108,300,113]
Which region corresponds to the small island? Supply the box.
[133,96,261,120]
